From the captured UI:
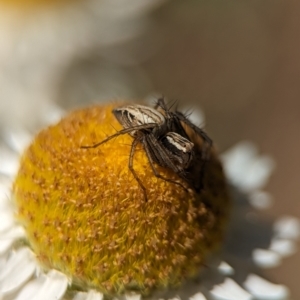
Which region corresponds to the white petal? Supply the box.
[0,181,11,209]
[15,275,47,300]
[0,252,8,270]
[273,216,300,240]
[190,292,207,300]
[240,155,275,192]
[32,270,68,300]
[269,239,297,257]
[39,102,65,127]
[0,226,26,255]
[221,141,258,183]
[0,225,26,240]
[221,141,275,192]
[248,191,272,210]
[0,213,14,233]
[0,183,15,232]
[16,270,68,300]
[2,127,32,154]
[252,249,281,268]
[0,247,37,295]
[244,274,289,300]
[0,146,19,177]
[0,238,14,256]
[210,278,253,300]
[0,176,11,189]
[0,239,14,255]
[73,290,103,300]
[126,293,141,300]
[217,261,234,276]
[73,292,87,300]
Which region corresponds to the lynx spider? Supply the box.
[82,99,211,201]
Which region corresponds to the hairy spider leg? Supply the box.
[128,137,148,202]
[80,123,158,149]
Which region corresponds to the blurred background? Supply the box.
[0,0,299,297]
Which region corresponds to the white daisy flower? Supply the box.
[0,101,299,300]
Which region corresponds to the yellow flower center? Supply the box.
[13,103,230,295]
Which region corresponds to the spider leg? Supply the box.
[143,135,189,193]
[128,137,148,202]
[80,123,157,149]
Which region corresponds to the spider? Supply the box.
[81,103,195,201]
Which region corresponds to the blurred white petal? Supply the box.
[273,216,300,240]
[244,274,289,300]
[269,238,297,257]
[0,180,14,215]
[252,248,281,268]
[0,146,19,177]
[217,261,234,276]
[2,127,32,154]
[125,293,141,300]
[221,141,275,192]
[190,293,207,300]
[0,225,25,240]
[0,212,14,233]
[210,278,252,300]
[0,239,15,257]
[39,102,66,127]
[73,290,103,300]
[248,190,273,210]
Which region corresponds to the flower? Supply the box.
[0,102,299,300]
[12,103,230,296]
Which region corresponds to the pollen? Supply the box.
[13,103,231,295]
